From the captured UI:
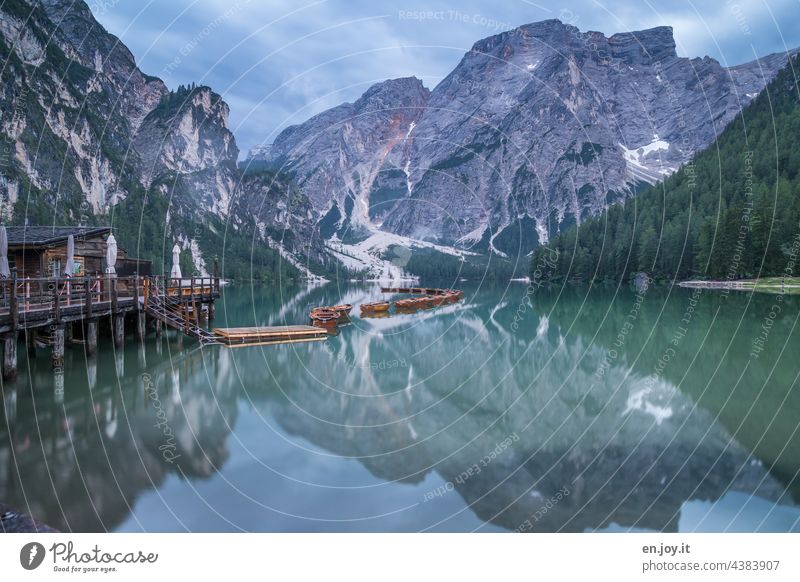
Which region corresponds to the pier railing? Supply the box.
[0,274,220,324]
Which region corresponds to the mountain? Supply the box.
[249,77,430,231]
[0,0,327,281]
[249,19,796,259]
[532,53,800,282]
[2,3,797,281]
[0,0,164,219]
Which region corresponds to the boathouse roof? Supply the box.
[5,226,111,247]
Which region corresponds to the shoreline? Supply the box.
[678,277,800,294]
[1,501,58,533]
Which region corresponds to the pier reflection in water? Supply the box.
[1,283,798,532]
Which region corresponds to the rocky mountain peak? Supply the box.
[470,19,574,54]
[247,76,431,223]
[134,85,238,186]
[608,25,677,64]
[355,76,430,109]
[252,18,797,258]
[469,19,678,67]
[36,0,167,129]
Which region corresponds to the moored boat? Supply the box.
[309,308,341,324]
[360,301,390,313]
[443,291,461,303]
[328,303,353,315]
[394,298,421,310]
[430,294,448,306]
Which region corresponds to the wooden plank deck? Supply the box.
[213,325,328,346]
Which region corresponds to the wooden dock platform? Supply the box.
[213,325,328,346]
[0,274,221,379]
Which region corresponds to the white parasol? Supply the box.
[64,234,75,277]
[0,226,10,278]
[170,243,182,279]
[105,233,117,274]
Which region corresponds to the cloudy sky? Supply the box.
[92,0,800,157]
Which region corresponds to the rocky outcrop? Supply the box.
[36,0,168,130]
[133,86,238,190]
[256,77,430,236]
[0,0,322,277]
[249,19,797,257]
[0,0,161,215]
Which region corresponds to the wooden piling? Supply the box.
[86,319,98,357]
[110,277,118,313]
[3,333,17,380]
[25,329,36,358]
[52,326,65,370]
[10,272,19,333]
[136,312,146,341]
[53,278,61,325]
[113,314,125,348]
[0,273,219,366]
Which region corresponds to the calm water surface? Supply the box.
[1,282,799,532]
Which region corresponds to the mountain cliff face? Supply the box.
[0,0,322,280]
[249,20,796,257]
[2,2,796,278]
[0,0,165,218]
[134,86,238,190]
[251,77,431,234]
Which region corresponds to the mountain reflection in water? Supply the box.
[1,283,798,532]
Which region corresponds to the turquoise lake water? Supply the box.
[1,281,799,532]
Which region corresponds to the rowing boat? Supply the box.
[360,301,390,313]
[309,308,341,323]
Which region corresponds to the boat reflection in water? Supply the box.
[0,283,798,532]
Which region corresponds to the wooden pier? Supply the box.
[0,273,220,379]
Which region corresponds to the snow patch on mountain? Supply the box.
[618,137,677,184]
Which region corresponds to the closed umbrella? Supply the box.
[0,226,10,278]
[64,234,75,277]
[170,243,182,280]
[105,233,117,274]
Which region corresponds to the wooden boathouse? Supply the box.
[0,226,220,380]
[4,226,149,277]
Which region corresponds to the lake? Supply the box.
[1,281,799,532]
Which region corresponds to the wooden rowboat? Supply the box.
[309,308,341,323]
[360,301,390,313]
[327,303,353,315]
[441,292,459,304]
[414,296,435,308]
[395,298,421,310]
[430,294,448,306]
